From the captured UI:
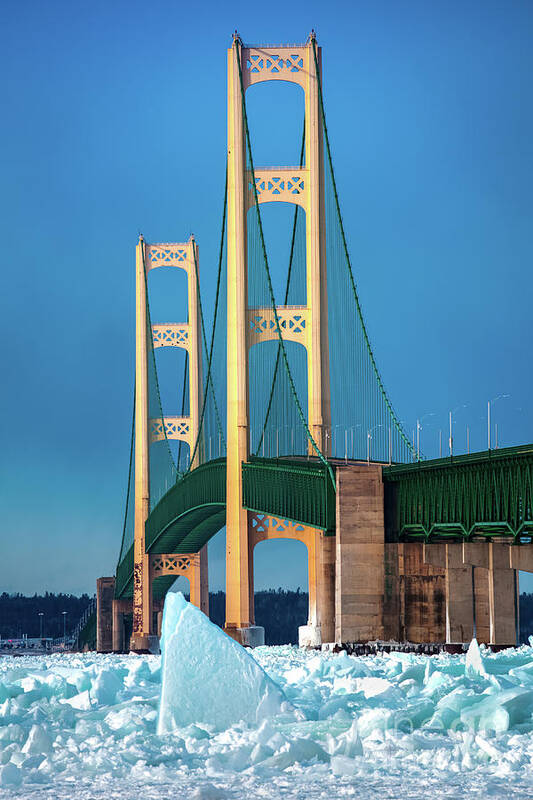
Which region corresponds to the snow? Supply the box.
[2,629,533,797]
[158,593,286,733]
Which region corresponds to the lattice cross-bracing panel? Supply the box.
[249,513,306,536]
[152,324,190,350]
[243,48,307,89]
[150,553,200,577]
[247,168,307,209]
[247,306,309,348]
[146,243,192,272]
[150,416,190,444]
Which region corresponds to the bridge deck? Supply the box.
[115,445,533,599]
[115,457,335,599]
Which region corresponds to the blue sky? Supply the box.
[1,0,532,596]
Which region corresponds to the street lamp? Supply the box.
[332,424,343,458]
[62,611,68,644]
[488,395,510,450]
[448,404,468,456]
[416,413,435,461]
[38,612,44,640]
[348,425,362,460]
[367,425,382,465]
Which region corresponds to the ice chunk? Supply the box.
[465,639,487,677]
[22,724,53,754]
[460,688,533,733]
[191,784,227,800]
[332,719,363,757]
[91,668,123,706]
[157,593,286,733]
[331,754,358,776]
[0,763,22,786]
[260,738,329,770]
[355,676,399,700]
[60,689,92,710]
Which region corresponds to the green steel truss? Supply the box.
[115,457,334,599]
[383,444,533,543]
[116,444,533,599]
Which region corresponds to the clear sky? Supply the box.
[1,0,532,597]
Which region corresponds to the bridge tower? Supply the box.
[129,235,207,652]
[225,34,334,645]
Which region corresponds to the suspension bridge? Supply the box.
[94,33,533,654]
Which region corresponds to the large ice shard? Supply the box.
[157,593,286,734]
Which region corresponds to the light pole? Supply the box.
[367,425,382,465]
[62,611,68,644]
[416,413,435,461]
[448,404,468,456]
[349,424,362,460]
[488,395,510,450]
[332,425,343,458]
[38,612,44,640]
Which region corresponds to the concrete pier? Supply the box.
[96,577,115,653]
[335,464,385,643]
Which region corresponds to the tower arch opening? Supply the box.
[252,536,309,645]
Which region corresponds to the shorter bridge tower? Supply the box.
[129,235,208,652]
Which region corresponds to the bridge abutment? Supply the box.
[335,464,385,643]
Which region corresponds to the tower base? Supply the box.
[299,624,322,648]
[225,625,265,648]
[129,634,160,654]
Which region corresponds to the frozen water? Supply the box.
[1,639,533,798]
[158,593,286,733]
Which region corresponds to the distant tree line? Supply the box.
[3,590,533,645]
[0,593,93,639]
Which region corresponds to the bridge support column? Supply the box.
[473,567,491,643]
[96,577,115,653]
[112,598,131,652]
[423,543,474,643]
[335,464,385,643]
[460,542,518,645]
[383,544,401,641]
[296,529,335,647]
[488,543,518,645]
[444,545,474,644]
[130,236,156,653]
[401,544,445,642]
[224,39,254,646]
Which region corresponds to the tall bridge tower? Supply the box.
[225,34,333,644]
[130,235,207,652]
